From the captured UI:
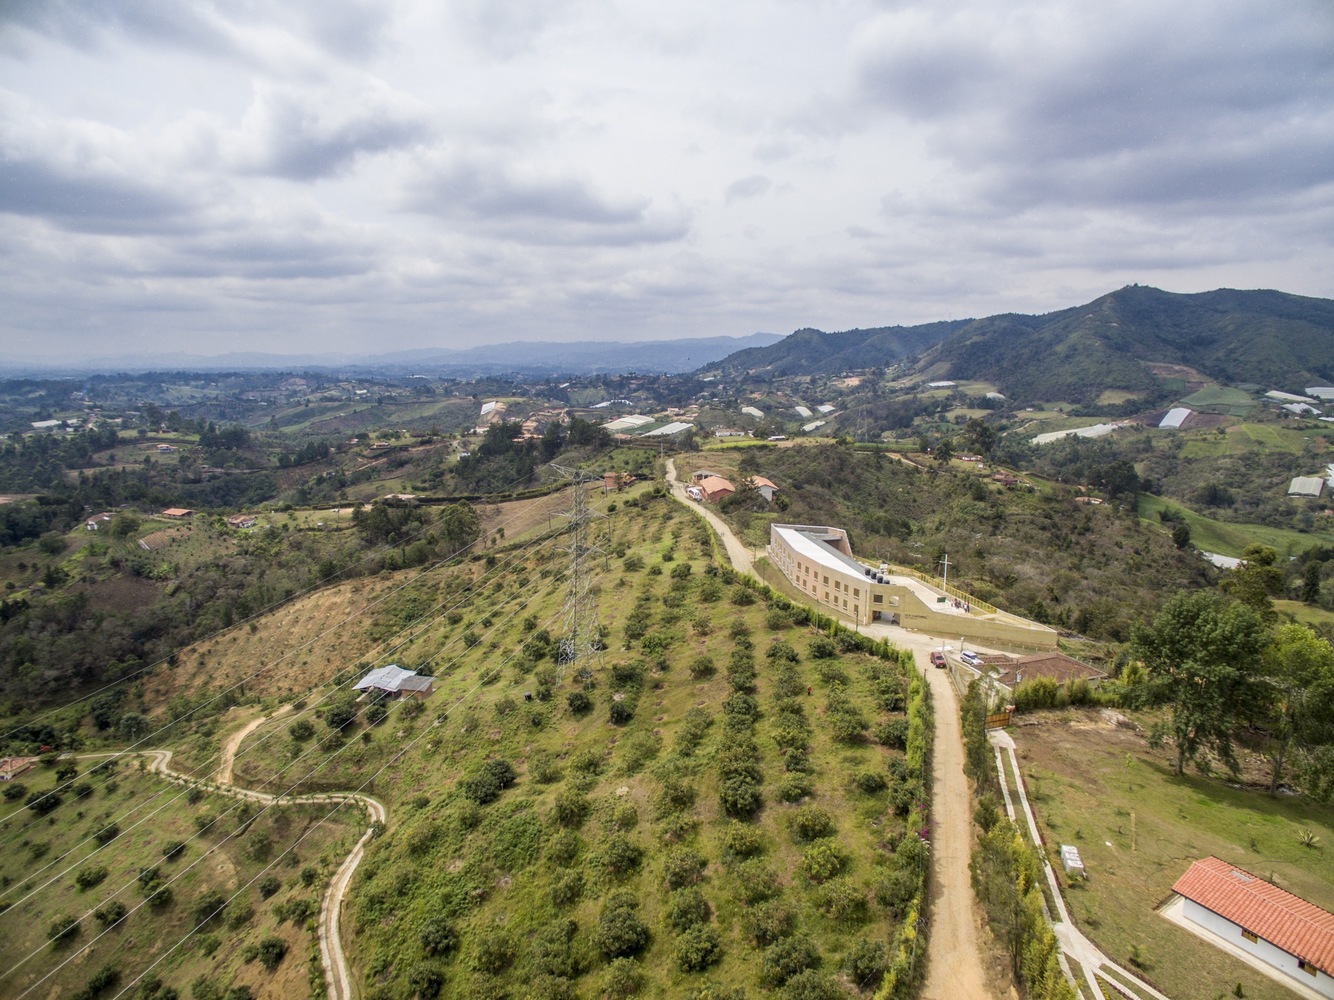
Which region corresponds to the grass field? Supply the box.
[1181,386,1258,411]
[0,763,356,998]
[1274,600,1334,630]
[1179,423,1313,459]
[1013,710,1334,1000]
[1137,494,1334,557]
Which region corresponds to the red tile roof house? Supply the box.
[698,476,735,503]
[1169,857,1334,998]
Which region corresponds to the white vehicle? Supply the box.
[685,486,703,501]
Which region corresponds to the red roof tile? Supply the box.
[1173,857,1334,976]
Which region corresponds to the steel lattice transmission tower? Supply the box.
[550,465,606,685]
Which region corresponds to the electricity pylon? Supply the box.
[550,465,605,685]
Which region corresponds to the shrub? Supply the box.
[546,828,582,867]
[601,834,643,876]
[790,806,835,842]
[256,936,287,971]
[609,700,636,725]
[808,637,838,659]
[552,789,590,828]
[26,789,62,815]
[688,655,716,679]
[460,759,516,804]
[854,770,888,794]
[719,775,762,818]
[93,901,127,926]
[419,917,457,957]
[75,864,109,891]
[799,841,846,883]
[814,877,866,921]
[664,886,710,931]
[289,719,315,742]
[470,929,516,974]
[162,839,187,861]
[613,802,639,830]
[565,690,593,716]
[675,924,723,972]
[2,781,26,801]
[551,870,584,907]
[258,876,282,899]
[48,915,80,947]
[874,718,910,749]
[731,859,781,904]
[779,969,842,1000]
[80,963,120,995]
[533,918,584,979]
[407,965,443,999]
[662,848,707,889]
[760,935,820,987]
[743,898,795,945]
[602,957,643,998]
[843,938,887,989]
[765,607,791,630]
[595,893,649,958]
[776,774,813,802]
[191,890,227,927]
[721,822,765,863]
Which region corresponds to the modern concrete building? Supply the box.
[1170,857,1334,999]
[766,524,1058,649]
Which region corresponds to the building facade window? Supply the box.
[1241,930,1257,943]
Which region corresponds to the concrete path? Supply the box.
[990,729,1173,1000]
[664,458,756,575]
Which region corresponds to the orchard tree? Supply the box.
[1130,591,1268,776]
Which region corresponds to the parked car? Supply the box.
[929,651,947,668]
[685,486,702,501]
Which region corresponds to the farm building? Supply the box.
[85,512,115,531]
[226,514,257,529]
[1168,857,1334,998]
[353,665,434,701]
[0,756,36,781]
[1159,407,1193,428]
[160,508,196,519]
[1290,477,1327,498]
[741,406,765,419]
[793,405,813,418]
[750,476,779,502]
[698,476,735,502]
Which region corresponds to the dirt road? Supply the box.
[663,481,996,999]
[146,723,383,1000]
[216,705,291,785]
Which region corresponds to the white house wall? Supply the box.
[1182,899,1334,999]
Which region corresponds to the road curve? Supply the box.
[144,720,383,1000]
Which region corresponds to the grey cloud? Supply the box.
[0,0,394,63]
[235,85,432,180]
[725,174,772,203]
[853,1,1334,212]
[0,155,197,235]
[403,158,690,245]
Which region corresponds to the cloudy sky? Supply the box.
[2,0,1332,361]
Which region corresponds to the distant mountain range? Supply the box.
[0,333,785,378]
[708,286,1334,403]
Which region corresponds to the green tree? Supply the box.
[1130,591,1268,776]
[933,438,955,465]
[961,417,997,456]
[1219,544,1283,621]
[1258,624,1334,796]
[1301,562,1322,605]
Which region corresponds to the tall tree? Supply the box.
[1219,544,1283,621]
[1130,591,1268,776]
[1258,624,1334,796]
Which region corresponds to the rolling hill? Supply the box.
[709,286,1334,404]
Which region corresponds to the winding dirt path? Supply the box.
[663,479,995,999]
[144,719,382,1000]
[216,705,291,785]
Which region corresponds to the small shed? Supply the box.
[353,665,435,701]
[1059,844,1086,878]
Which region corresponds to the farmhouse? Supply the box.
[0,756,36,781]
[353,665,434,701]
[160,508,196,519]
[698,476,735,502]
[1168,857,1334,998]
[750,476,779,502]
[85,512,115,531]
[226,514,257,529]
[973,651,1106,692]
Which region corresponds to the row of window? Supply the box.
[1240,928,1319,977]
